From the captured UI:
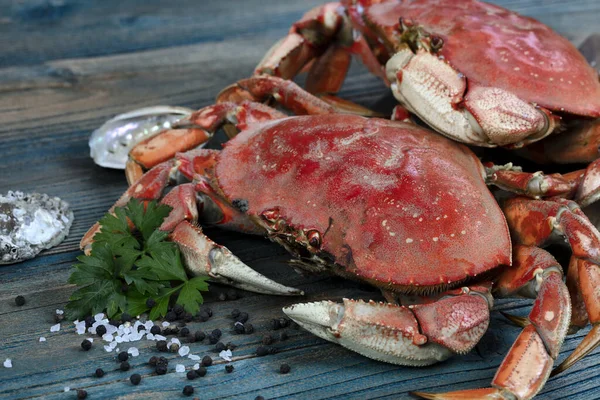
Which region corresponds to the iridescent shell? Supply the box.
[0,191,74,264]
[89,106,194,169]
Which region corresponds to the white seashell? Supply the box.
[0,191,74,264]
[89,106,194,169]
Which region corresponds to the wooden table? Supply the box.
[1,1,599,398]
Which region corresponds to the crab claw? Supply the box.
[283,296,490,366]
[171,221,303,296]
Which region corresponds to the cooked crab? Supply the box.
[83,89,600,398]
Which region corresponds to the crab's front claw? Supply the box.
[284,293,490,366]
[171,221,303,296]
[411,388,507,399]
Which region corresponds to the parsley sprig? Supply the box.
[66,199,209,320]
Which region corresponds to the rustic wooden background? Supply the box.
[1,1,600,399]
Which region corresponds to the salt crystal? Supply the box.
[115,336,123,343]
[115,348,120,353]
[102,333,114,342]
[188,354,200,361]
[39,337,46,342]
[154,334,166,341]
[171,338,181,346]
[178,346,190,357]
[50,323,60,332]
[219,349,233,362]
[175,364,185,373]
[146,333,155,341]
[87,338,94,343]
[3,358,12,368]
[192,363,200,370]
[56,309,64,315]
[64,387,70,392]
[162,321,170,327]
[128,347,139,357]
[105,325,117,335]
[94,313,105,322]
[104,345,113,352]
[144,321,154,330]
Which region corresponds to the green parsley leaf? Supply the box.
[66,199,209,320]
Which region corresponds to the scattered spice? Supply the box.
[244,323,254,334]
[279,318,290,328]
[256,346,269,357]
[183,312,193,322]
[170,343,181,353]
[121,313,132,323]
[120,361,131,371]
[165,311,177,322]
[262,335,274,345]
[194,331,205,342]
[231,309,240,319]
[226,342,237,350]
[146,298,156,308]
[234,323,245,334]
[183,385,194,396]
[173,304,184,315]
[225,364,234,373]
[81,339,92,351]
[77,389,88,399]
[180,327,190,337]
[95,368,105,378]
[149,356,158,366]
[255,396,265,400]
[96,325,107,336]
[130,373,141,385]
[118,351,129,362]
[198,311,210,322]
[201,355,213,367]
[156,364,167,375]
[215,342,226,352]
[236,312,249,323]
[208,335,219,345]
[280,363,291,374]
[187,370,197,380]
[270,319,281,330]
[196,366,207,377]
[156,340,168,352]
[15,295,25,306]
[280,332,289,341]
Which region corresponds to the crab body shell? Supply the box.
[215,114,511,289]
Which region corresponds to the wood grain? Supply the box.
[1,1,600,399]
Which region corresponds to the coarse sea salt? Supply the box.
[128,347,139,357]
[56,309,64,315]
[64,387,70,392]
[192,363,200,370]
[178,346,190,357]
[175,364,185,373]
[103,333,114,342]
[188,354,200,361]
[162,321,170,328]
[154,334,166,341]
[219,349,233,361]
[50,323,60,332]
[3,358,12,368]
[39,337,46,342]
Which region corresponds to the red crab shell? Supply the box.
[214,114,511,289]
[362,0,600,118]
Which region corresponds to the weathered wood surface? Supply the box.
[1,1,600,399]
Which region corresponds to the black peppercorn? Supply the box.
[215,342,226,352]
[149,356,158,366]
[81,339,92,351]
[173,304,184,315]
[195,331,206,341]
[121,313,132,322]
[234,322,245,334]
[170,343,180,353]
[187,333,197,343]
[256,346,269,357]
[179,327,190,337]
[118,351,129,362]
[156,364,167,375]
[270,319,281,330]
[211,329,222,338]
[255,397,265,400]
[187,370,197,380]
[236,312,249,323]
[85,316,94,328]
[15,295,25,306]
[150,325,161,335]
[120,361,130,371]
[146,298,156,308]
[226,342,237,350]
[262,335,274,345]
[268,347,279,355]
[96,325,107,336]
[130,373,141,385]
[183,385,194,396]
[198,311,210,322]
[183,312,193,322]
[157,357,168,366]
[77,389,88,399]
[137,325,145,333]
[280,332,289,341]
[280,363,291,374]
[95,368,105,377]
[156,340,168,352]
[201,355,213,366]
[165,311,177,322]
[202,307,213,317]
[244,323,254,334]
[196,366,207,377]
[231,309,240,319]
[54,312,65,323]
[109,319,120,327]
[225,364,234,373]
[208,335,219,345]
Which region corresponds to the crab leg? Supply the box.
[502,197,600,376]
[485,161,600,206]
[125,100,286,184]
[283,285,493,366]
[414,245,570,400]
[81,150,302,296]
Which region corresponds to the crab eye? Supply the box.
[430,35,444,52]
[306,230,322,249]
